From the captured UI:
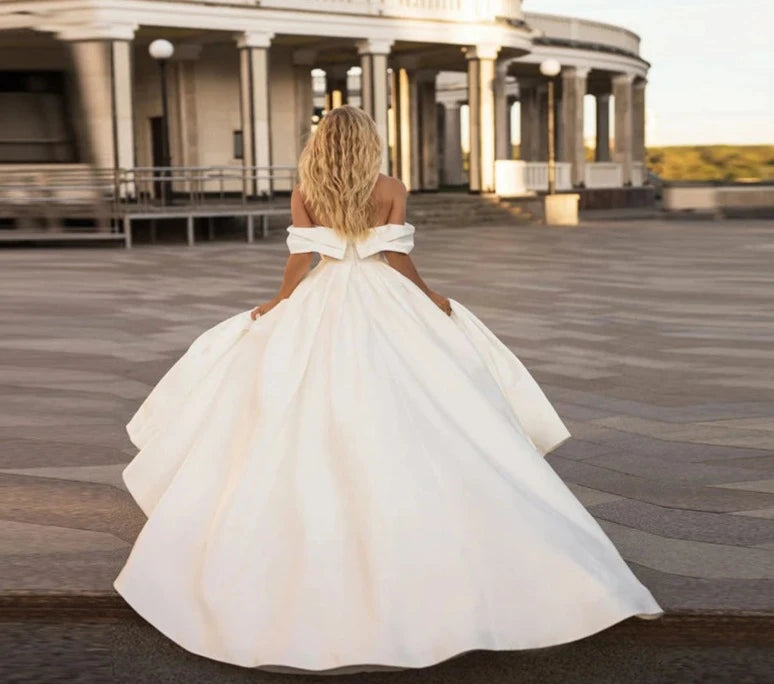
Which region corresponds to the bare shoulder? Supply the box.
[373,174,407,200]
[290,185,316,228]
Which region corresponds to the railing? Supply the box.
[526,12,640,56]
[186,0,523,21]
[585,162,623,189]
[0,165,298,232]
[0,165,115,231]
[524,162,572,192]
[119,165,298,210]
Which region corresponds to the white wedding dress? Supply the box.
[114,222,662,674]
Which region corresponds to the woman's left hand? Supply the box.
[251,296,284,320]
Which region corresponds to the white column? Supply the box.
[66,30,136,171]
[536,82,549,162]
[442,102,463,184]
[171,44,202,168]
[518,82,538,160]
[357,39,392,174]
[389,68,399,178]
[418,70,438,190]
[238,32,273,196]
[595,93,611,162]
[613,72,635,185]
[393,64,420,190]
[494,60,511,160]
[466,44,500,193]
[561,66,589,187]
[633,80,647,163]
[293,49,315,161]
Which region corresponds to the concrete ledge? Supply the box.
[576,186,656,210]
[664,185,774,218]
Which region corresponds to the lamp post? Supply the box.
[149,39,174,205]
[539,59,561,195]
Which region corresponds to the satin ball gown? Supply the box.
[114,222,662,674]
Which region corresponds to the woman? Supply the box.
[114,105,662,674]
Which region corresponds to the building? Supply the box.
[0,0,649,199]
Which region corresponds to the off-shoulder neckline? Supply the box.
[288,223,412,231]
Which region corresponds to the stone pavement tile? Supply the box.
[0,438,129,469]
[548,401,615,422]
[0,393,129,416]
[549,455,774,512]
[672,346,774,361]
[690,416,774,433]
[565,426,772,463]
[0,549,126,592]
[732,508,774,520]
[704,454,774,471]
[598,520,774,580]
[590,499,774,546]
[0,338,171,364]
[590,416,774,451]
[0,464,126,491]
[584,452,767,485]
[0,520,127,556]
[713,479,774,494]
[628,563,774,612]
[549,389,774,424]
[566,483,622,508]
[0,424,131,450]
[0,473,145,544]
[550,440,623,462]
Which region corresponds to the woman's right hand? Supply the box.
[429,290,452,316]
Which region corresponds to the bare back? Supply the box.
[292,174,407,229]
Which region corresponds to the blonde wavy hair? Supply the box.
[297,105,382,241]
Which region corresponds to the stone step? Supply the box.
[407,192,538,228]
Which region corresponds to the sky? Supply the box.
[527,0,774,146]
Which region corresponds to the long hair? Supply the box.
[297,105,382,241]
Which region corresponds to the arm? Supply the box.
[382,181,452,315]
[251,187,314,319]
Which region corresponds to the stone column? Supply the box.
[536,82,549,162]
[66,29,136,171]
[518,82,538,161]
[392,64,420,190]
[238,32,273,196]
[170,44,202,169]
[613,73,634,185]
[554,88,564,163]
[595,93,611,162]
[494,60,511,160]
[417,70,438,190]
[466,44,499,193]
[389,68,399,178]
[633,79,647,163]
[357,39,392,174]
[560,66,589,187]
[325,65,348,110]
[442,101,463,184]
[293,49,315,161]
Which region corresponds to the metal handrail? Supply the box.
[0,164,299,233]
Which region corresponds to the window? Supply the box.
[233,130,244,160]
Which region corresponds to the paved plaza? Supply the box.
[1,218,773,679]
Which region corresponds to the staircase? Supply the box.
[406,191,539,229]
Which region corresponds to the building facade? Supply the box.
[0,0,649,195]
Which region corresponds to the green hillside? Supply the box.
[646,145,774,182]
[511,144,774,183]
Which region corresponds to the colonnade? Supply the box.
[64,27,646,195]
